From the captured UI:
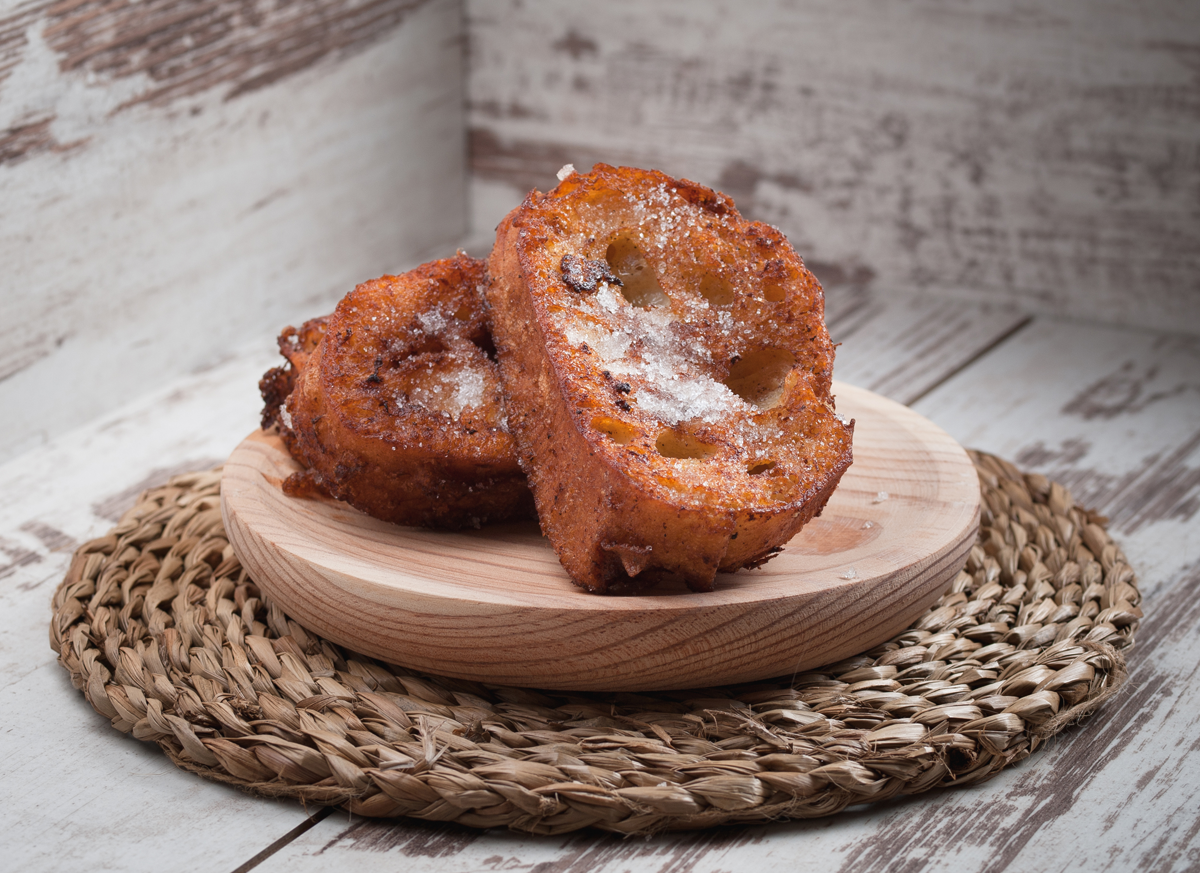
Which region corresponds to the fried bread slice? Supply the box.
[486,165,854,593]
[266,254,533,529]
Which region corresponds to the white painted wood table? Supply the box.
[2,288,1197,872]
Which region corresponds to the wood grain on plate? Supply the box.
[220,381,980,691]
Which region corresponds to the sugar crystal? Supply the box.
[417,308,448,336]
[401,353,487,419]
[567,280,748,426]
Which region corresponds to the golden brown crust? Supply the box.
[259,316,327,430]
[486,165,854,593]
[268,255,534,529]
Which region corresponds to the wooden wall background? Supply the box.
[3,6,1200,867]
[465,0,1200,335]
[0,0,468,465]
[3,0,1199,463]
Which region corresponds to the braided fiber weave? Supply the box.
[50,451,1141,835]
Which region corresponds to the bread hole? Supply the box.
[606,233,670,308]
[593,415,638,446]
[724,348,795,408]
[400,355,483,418]
[655,429,720,460]
[699,273,734,306]
[747,460,777,475]
[762,281,786,302]
[407,336,448,358]
[468,329,497,361]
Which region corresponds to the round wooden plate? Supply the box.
[220,382,980,692]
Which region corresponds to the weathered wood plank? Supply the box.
[914,320,1200,588]
[0,345,318,873]
[0,0,433,113]
[253,817,792,872]
[826,288,1031,406]
[0,0,467,465]
[465,0,1200,336]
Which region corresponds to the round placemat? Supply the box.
[50,451,1141,835]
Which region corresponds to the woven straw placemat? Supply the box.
[50,451,1141,835]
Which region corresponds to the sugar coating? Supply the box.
[416,307,449,337]
[369,291,501,423]
[549,184,778,430]
[561,281,749,426]
[636,373,746,428]
[400,353,488,418]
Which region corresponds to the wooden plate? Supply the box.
[220,382,980,692]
